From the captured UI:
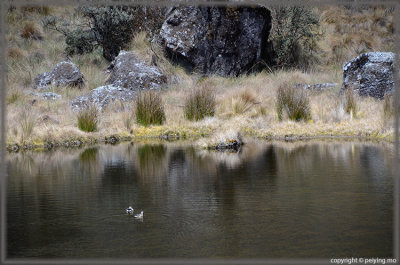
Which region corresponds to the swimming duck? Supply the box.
[126,206,134,215]
[134,211,143,219]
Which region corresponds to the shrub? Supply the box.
[135,90,165,126]
[269,6,321,68]
[77,105,99,132]
[77,6,137,61]
[344,87,358,118]
[21,21,43,40]
[44,6,165,60]
[184,87,216,121]
[65,28,96,56]
[276,84,311,121]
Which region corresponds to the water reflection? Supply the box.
[7,140,394,258]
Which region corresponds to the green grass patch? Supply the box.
[77,105,99,132]
[135,90,165,126]
[184,86,216,121]
[276,83,311,121]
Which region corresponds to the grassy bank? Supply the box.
[5,6,396,151]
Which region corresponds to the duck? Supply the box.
[134,211,143,219]
[126,206,134,215]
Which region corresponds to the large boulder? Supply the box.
[342,52,394,99]
[160,6,272,77]
[70,85,136,111]
[106,51,167,91]
[33,61,85,89]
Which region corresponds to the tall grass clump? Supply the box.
[276,84,311,121]
[231,90,258,115]
[344,87,358,118]
[135,90,165,126]
[7,89,23,104]
[19,109,36,142]
[20,21,43,40]
[184,87,216,121]
[77,105,99,132]
[383,94,399,127]
[383,94,394,118]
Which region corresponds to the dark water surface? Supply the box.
[7,140,394,258]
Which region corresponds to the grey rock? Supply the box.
[160,6,272,76]
[70,85,136,111]
[28,91,61,100]
[342,52,394,99]
[33,61,85,89]
[106,51,167,91]
[214,140,242,151]
[295,83,338,91]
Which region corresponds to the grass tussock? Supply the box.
[77,105,99,132]
[276,83,311,122]
[121,111,134,130]
[184,86,216,121]
[7,47,28,59]
[20,21,43,40]
[232,90,259,115]
[19,109,36,142]
[135,90,166,126]
[344,87,358,118]
[383,94,399,128]
[383,94,394,118]
[6,89,24,105]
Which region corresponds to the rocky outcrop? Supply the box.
[106,51,167,91]
[33,61,85,89]
[70,85,136,111]
[160,6,272,76]
[342,52,394,99]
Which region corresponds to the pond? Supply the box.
[6,140,394,258]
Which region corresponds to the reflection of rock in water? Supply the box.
[359,146,387,181]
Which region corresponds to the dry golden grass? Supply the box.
[319,6,393,67]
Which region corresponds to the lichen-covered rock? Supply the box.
[106,51,167,91]
[342,52,394,99]
[28,91,61,100]
[33,61,85,89]
[295,83,338,91]
[70,85,136,111]
[160,6,272,76]
[198,129,243,151]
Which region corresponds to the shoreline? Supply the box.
[5,125,394,152]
